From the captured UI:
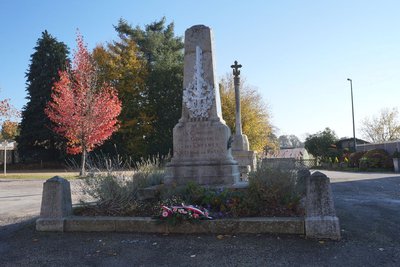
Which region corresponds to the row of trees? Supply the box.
[16,18,276,167]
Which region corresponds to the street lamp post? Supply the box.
[347,78,356,152]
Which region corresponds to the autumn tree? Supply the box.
[0,98,13,124]
[114,17,184,159]
[264,132,280,155]
[360,108,400,142]
[1,120,20,140]
[1,89,19,124]
[1,89,20,141]
[45,34,121,176]
[17,31,69,162]
[304,127,338,162]
[93,34,150,159]
[219,74,275,153]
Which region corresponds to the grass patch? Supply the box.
[0,172,79,180]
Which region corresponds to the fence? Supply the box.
[261,158,319,169]
[357,141,400,155]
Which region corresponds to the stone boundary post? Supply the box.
[36,176,72,231]
[305,171,341,240]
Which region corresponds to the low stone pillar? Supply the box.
[305,171,341,240]
[36,176,72,231]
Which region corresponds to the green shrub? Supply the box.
[77,160,306,218]
[363,149,393,169]
[349,151,366,167]
[393,149,400,158]
[244,165,306,216]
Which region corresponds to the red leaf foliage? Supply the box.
[45,33,122,155]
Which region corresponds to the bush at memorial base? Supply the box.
[75,160,305,219]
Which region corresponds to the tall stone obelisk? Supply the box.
[165,25,240,185]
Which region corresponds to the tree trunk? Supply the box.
[80,148,87,176]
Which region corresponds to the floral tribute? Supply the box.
[158,204,212,224]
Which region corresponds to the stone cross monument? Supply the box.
[230,61,256,179]
[231,61,249,151]
[165,25,240,186]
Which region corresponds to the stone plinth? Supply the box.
[165,25,239,185]
[231,134,256,180]
[232,149,257,180]
[305,171,341,240]
[36,176,72,231]
[232,134,249,151]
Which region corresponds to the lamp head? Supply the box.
[347,78,352,81]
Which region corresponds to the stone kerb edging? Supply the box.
[37,216,305,234]
[36,174,340,240]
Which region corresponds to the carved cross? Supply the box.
[231,60,242,77]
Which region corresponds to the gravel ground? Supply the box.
[0,171,399,266]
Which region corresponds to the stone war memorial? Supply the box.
[165,25,240,186]
[36,24,340,241]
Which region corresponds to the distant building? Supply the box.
[0,141,18,165]
[266,147,313,160]
[264,147,314,169]
[336,138,369,151]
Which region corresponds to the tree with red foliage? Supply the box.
[46,33,121,176]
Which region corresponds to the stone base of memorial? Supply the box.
[165,119,240,185]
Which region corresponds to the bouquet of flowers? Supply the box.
[158,204,212,224]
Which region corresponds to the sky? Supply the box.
[1,0,400,141]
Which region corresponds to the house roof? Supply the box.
[337,138,369,144]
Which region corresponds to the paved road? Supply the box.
[0,179,81,225]
[0,179,44,225]
[1,171,400,266]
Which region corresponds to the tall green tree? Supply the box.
[17,31,69,162]
[114,17,184,159]
[304,127,338,162]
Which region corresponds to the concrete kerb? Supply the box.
[36,175,340,240]
[37,216,305,235]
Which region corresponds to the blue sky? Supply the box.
[1,0,400,140]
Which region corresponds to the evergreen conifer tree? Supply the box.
[114,17,184,158]
[17,31,69,163]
